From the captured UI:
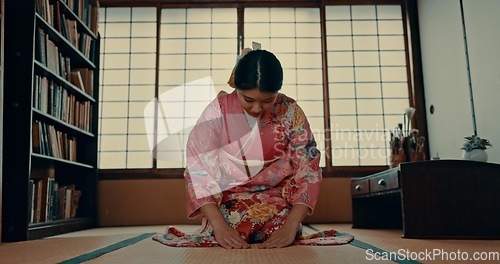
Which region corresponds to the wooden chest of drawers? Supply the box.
[351,168,400,194]
[351,167,403,229]
[351,160,500,239]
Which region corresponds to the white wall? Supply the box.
[418,0,500,163]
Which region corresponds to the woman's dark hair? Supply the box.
[234,50,283,93]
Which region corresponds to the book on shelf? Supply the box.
[32,121,41,154]
[60,12,69,39]
[33,179,43,223]
[58,184,82,220]
[60,183,78,220]
[29,180,36,223]
[64,187,72,219]
[74,68,94,97]
[71,189,82,218]
[30,183,84,223]
[33,74,93,132]
[29,167,83,223]
[32,121,78,161]
[70,70,85,92]
[31,167,55,222]
[36,0,99,56]
[35,28,46,65]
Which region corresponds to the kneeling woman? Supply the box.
[184,49,322,249]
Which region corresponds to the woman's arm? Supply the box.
[259,102,322,249]
[283,203,310,228]
[184,98,225,219]
[258,204,309,249]
[283,103,323,214]
[200,203,249,249]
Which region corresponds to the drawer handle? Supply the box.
[355,184,362,191]
[377,179,386,186]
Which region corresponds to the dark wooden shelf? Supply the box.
[29,217,95,239]
[32,153,94,169]
[2,0,99,242]
[33,108,95,138]
[35,13,95,69]
[34,60,96,102]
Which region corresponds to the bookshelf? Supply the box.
[2,0,99,242]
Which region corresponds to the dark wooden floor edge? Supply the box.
[58,233,156,264]
[305,224,422,264]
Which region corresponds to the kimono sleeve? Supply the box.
[282,103,323,215]
[184,99,224,219]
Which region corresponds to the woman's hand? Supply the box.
[257,223,297,249]
[200,203,249,249]
[258,204,309,249]
[213,224,249,249]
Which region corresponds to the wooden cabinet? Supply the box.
[351,167,403,229]
[369,171,399,193]
[1,0,99,242]
[351,167,400,197]
[350,179,369,195]
[351,160,500,239]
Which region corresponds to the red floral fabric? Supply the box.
[153,91,353,247]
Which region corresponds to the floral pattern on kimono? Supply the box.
[153,91,354,247]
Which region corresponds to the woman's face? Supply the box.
[236,88,277,118]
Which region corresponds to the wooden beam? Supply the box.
[100,0,402,8]
[403,0,430,160]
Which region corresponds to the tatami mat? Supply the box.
[1,224,499,264]
[48,225,198,238]
[0,234,141,264]
[312,224,500,264]
[85,234,392,264]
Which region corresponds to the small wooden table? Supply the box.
[351,160,500,239]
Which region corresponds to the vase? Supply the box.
[462,149,488,162]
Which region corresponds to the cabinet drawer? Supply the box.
[370,172,399,193]
[351,179,370,196]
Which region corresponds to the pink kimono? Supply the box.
[153,91,353,247]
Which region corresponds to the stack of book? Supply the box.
[29,168,82,223]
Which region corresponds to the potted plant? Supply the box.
[461,135,492,162]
